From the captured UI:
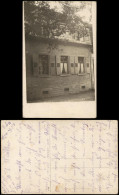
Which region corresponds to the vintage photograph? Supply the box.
[24,1,96,103]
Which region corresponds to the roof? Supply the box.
[25,34,92,47]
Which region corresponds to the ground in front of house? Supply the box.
[28,89,95,103]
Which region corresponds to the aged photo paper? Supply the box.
[22,1,96,118]
[1,120,118,194]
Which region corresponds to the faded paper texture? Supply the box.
[1,120,118,194]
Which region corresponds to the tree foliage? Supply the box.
[24,1,92,39]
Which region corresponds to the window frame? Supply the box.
[38,54,50,77]
[60,55,69,75]
[77,56,86,75]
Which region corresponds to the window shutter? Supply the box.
[70,56,75,74]
[33,53,39,76]
[68,56,70,74]
[50,55,56,75]
[86,57,90,73]
[75,56,78,74]
[56,56,61,75]
[48,55,50,75]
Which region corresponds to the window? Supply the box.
[51,63,54,67]
[39,55,49,75]
[78,57,85,74]
[60,56,68,74]
[64,88,69,91]
[43,91,49,94]
[71,63,74,67]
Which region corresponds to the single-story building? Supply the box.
[25,34,94,102]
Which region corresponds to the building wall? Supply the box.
[26,38,93,101]
[26,38,91,58]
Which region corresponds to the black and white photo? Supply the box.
[23,1,96,118]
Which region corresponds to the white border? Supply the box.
[22,1,96,118]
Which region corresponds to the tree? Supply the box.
[24,1,92,39]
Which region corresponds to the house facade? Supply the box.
[25,30,94,102]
